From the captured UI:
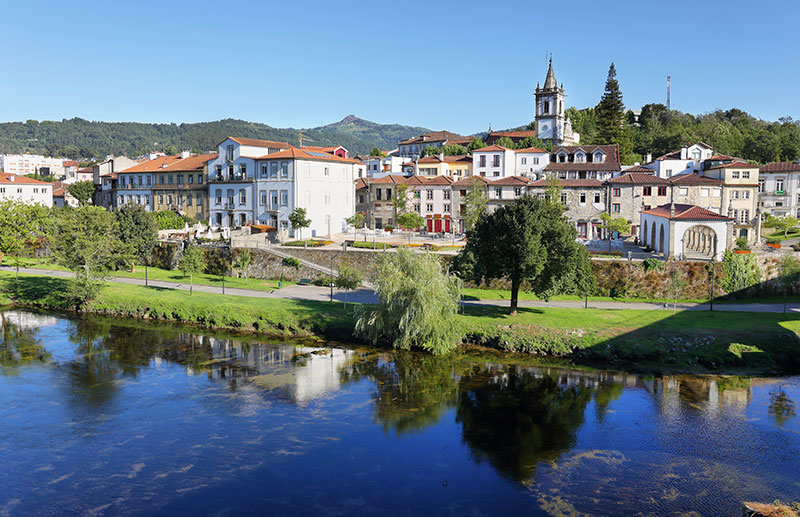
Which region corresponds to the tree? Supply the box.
[288,207,311,240]
[595,63,635,162]
[765,214,799,238]
[0,200,49,289]
[369,147,385,157]
[152,210,191,230]
[355,248,462,354]
[454,194,591,315]
[334,265,363,307]
[462,176,488,231]
[345,212,365,239]
[777,254,800,314]
[598,212,629,251]
[68,180,95,206]
[392,183,411,221]
[164,145,178,156]
[467,137,487,152]
[441,144,468,156]
[543,175,563,205]
[48,206,125,307]
[397,212,425,242]
[115,204,157,272]
[179,246,206,295]
[232,248,252,284]
[420,145,441,157]
[495,136,515,149]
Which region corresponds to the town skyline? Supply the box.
[2,0,799,134]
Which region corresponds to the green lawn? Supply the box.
[2,257,294,292]
[765,229,800,241]
[461,287,707,304]
[2,270,799,374]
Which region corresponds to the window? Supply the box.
[612,203,621,213]
[198,174,202,184]
[758,180,765,193]
[187,196,193,206]
[731,190,739,199]
[239,163,247,176]
[742,190,750,199]
[138,175,143,186]
[270,190,278,209]
[643,186,652,196]
[270,162,278,178]
[493,171,500,177]
[731,170,740,179]
[515,187,522,197]
[443,190,451,200]
[358,195,364,204]
[777,179,785,193]
[324,167,329,176]
[386,188,392,200]
[495,188,502,199]
[701,188,710,197]
[739,209,750,224]
[479,155,486,167]
[280,162,289,178]
[228,164,234,177]
[239,189,246,204]
[167,195,173,205]
[260,164,268,178]
[215,190,222,205]
[594,193,601,204]
[533,157,539,165]
[426,203,433,212]
[593,152,604,163]
[543,100,550,114]
[579,192,586,203]
[713,188,721,198]
[574,152,585,163]
[558,153,567,163]
[177,174,184,184]
[168,175,174,185]
[216,165,222,179]
[492,155,500,167]
[612,188,621,197]
[324,192,331,205]
[260,192,267,205]
[159,195,165,205]
[679,187,688,196]
[226,144,234,161]
[521,157,527,164]
[444,203,451,213]
[188,174,194,184]
[146,176,151,186]
[742,170,750,179]
[280,190,288,206]
[561,193,567,205]
[426,190,433,200]
[666,169,673,177]
[692,149,701,161]
[414,204,420,212]
[657,186,667,196]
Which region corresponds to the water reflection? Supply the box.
[1,309,798,516]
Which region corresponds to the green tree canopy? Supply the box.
[232,248,251,284]
[179,246,206,295]
[454,194,592,314]
[68,180,96,206]
[288,208,311,239]
[467,137,487,152]
[765,214,799,238]
[115,204,157,270]
[462,176,488,232]
[370,147,386,157]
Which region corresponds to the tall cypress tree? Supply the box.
[595,63,634,161]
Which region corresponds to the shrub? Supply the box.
[281,257,302,270]
[152,210,193,230]
[282,240,326,247]
[354,248,462,354]
[384,225,395,232]
[766,236,781,245]
[641,258,663,271]
[735,236,750,251]
[312,276,334,286]
[351,241,392,249]
[721,250,761,296]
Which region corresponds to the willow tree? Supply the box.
[454,194,593,315]
[354,248,462,354]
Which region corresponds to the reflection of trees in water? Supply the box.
[769,387,796,427]
[340,351,466,434]
[0,312,51,373]
[456,365,594,482]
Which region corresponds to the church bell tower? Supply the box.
[534,56,569,145]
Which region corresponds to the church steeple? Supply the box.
[543,55,557,90]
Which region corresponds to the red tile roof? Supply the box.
[52,181,68,196]
[488,130,538,139]
[668,173,723,185]
[760,161,800,173]
[0,173,51,185]
[453,176,491,187]
[255,146,361,164]
[705,161,758,170]
[473,145,512,152]
[544,144,621,172]
[398,131,466,146]
[163,153,218,172]
[608,172,669,185]
[423,175,454,186]
[120,155,181,172]
[354,178,369,190]
[529,178,604,187]
[642,203,731,221]
[225,137,290,149]
[514,146,547,153]
[490,176,533,186]
[623,165,657,173]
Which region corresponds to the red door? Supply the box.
[445,219,450,233]
[434,219,442,232]
[427,219,433,232]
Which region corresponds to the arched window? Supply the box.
[574,151,586,163]
[543,100,550,114]
[593,151,605,163]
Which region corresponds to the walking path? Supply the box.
[3,266,800,314]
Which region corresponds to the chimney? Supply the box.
[680,147,687,160]
[9,175,15,182]
[439,152,444,161]
[180,150,190,159]
[646,153,652,163]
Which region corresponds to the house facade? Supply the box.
[544,144,621,181]
[644,143,714,178]
[397,131,469,158]
[530,178,606,239]
[640,204,733,261]
[702,161,761,243]
[759,161,800,218]
[472,146,517,178]
[0,173,53,207]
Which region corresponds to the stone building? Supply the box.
[529,178,606,239]
[640,203,733,261]
[543,144,621,180]
[759,160,800,218]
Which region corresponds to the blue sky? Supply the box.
[2,0,798,134]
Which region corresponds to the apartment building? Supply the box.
[759,160,800,218]
[0,173,53,207]
[0,154,65,177]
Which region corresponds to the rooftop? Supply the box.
[642,203,731,221]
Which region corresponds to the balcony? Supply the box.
[210,174,248,182]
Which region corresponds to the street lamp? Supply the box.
[329,253,338,302]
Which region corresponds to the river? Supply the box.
[1,309,798,516]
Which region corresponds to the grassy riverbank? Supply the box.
[2,270,799,375]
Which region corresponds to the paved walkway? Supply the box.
[3,266,799,314]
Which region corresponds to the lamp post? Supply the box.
[329,253,337,302]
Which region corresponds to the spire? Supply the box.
[544,54,557,89]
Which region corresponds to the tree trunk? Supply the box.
[131,263,136,273]
[509,278,520,316]
[190,273,193,295]
[244,272,248,285]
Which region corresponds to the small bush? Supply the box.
[735,236,750,250]
[281,257,302,270]
[766,236,781,245]
[351,241,392,249]
[641,258,663,271]
[312,276,334,286]
[383,225,395,232]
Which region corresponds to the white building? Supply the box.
[640,203,732,261]
[472,145,517,178]
[206,137,291,227]
[0,154,65,177]
[363,155,410,178]
[397,131,469,158]
[514,147,550,178]
[534,58,580,146]
[643,143,714,178]
[0,173,53,207]
[759,160,800,218]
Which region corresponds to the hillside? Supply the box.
[0,116,431,160]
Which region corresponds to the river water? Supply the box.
[1,309,798,516]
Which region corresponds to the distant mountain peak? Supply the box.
[340,114,362,124]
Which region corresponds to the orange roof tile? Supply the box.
[255,146,361,164]
[642,203,731,221]
[225,137,290,148]
[0,173,52,185]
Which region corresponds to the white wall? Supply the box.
[0,181,53,207]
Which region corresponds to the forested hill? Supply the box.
[568,105,800,164]
[0,116,431,159]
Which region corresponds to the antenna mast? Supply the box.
[666,75,671,110]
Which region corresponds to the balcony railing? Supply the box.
[210,174,248,182]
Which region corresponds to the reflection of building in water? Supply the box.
[161,333,353,406]
[1,311,60,331]
[640,376,773,417]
